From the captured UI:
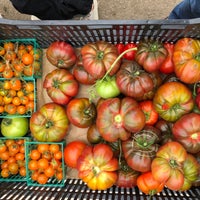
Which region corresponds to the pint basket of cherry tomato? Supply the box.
[25,141,66,187]
[0,38,42,79]
[0,137,30,182]
[0,78,36,117]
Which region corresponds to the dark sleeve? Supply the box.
[9,0,93,20]
[168,0,200,19]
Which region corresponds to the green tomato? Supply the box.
[1,117,29,138]
[96,75,120,99]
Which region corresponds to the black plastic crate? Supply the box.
[0,18,200,199]
[0,179,199,200]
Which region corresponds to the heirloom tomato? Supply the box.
[137,171,165,196]
[180,154,199,191]
[30,102,69,142]
[64,141,87,168]
[87,124,103,144]
[135,39,168,72]
[95,75,120,99]
[172,112,200,154]
[155,119,174,145]
[151,141,187,191]
[77,143,118,190]
[159,42,175,74]
[153,81,194,122]
[123,43,137,60]
[96,97,146,142]
[116,61,162,100]
[1,117,28,138]
[81,41,121,79]
[173,38,200,84]
[43,68,79,105]
[122,126,160,172]
[115,43,125,54]
[73,65,96,85]
[66,98,96,128]
[115,159,140,188]
[139,100,159,125]
[46,41,77,69]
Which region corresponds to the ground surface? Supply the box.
[0,0,182,20]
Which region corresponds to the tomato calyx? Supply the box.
[149,42,160,52]
[2,118,12,126]
[194,53,200,61]
[96,50,104,60]
[45,120,54,129]
[93,166,101,175]
[169,158,181,169]
[52,79,60,89]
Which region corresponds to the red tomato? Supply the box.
[64,141,87,168]
[139,100,159,125]
[43,68,79,105]
[77,143,118,190]
[115,43,125,54]
[46,41,77,69]
[123,43,137,60]
[159,42,175,74]
[66,98,96,128]
[151,141,187,191]
[137,171,165,196]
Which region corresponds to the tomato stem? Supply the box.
[88,47,137,102]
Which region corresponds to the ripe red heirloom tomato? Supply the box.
[66,98,96,128]
[159,42,175,74]
[173,37,200,84]
[139,100,159,125]
[77,143,119,190]
[43,68,79,105]
[151,141,187,191]
[137,171,165,196]
[64,141,87,168]
[172,112,200,154]
[81,41,121,79]
[153,81,194,122]
[122,126,160,172]
[96,97,146,142]
[46,41,77,69]
[30,102,69,142]
[135,39,168,72]
[123,43,137,60]
[116,61,162,101]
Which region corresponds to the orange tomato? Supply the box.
[8,89,17,97]
[20,96,29,105]
[4,103,17,114]
[49,144,60,154]
[3,96,13,104]
[0,61,6,72]
[12,96,21,106]
[0,47,6,56]
[37,144,49,154]
[38,158,49,170]
[22,53,34,65]
[25,100,34,112]
[30,149,41,160]
[28,160,38,171]
[3,68,14,78]
[17,105,26,115]
[3,80,11,90]
[37,173,48,184]
[10,79,22,91]
[4,42,15,51]
[24,82,34,92]
[23,65,33,76]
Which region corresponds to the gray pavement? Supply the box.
[0,0,182,20]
